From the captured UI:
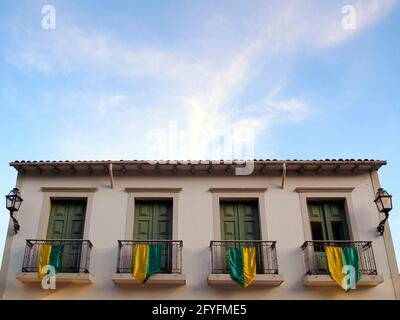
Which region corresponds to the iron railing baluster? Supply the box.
[301,241,377,275]
[21,239,92,273]
[209,240,279,274]
[116,240,183,274]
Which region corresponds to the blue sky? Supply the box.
[0,0,399,267]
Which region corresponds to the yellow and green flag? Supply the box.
[228,247,256,288]
[132,243,162,285]
[326,246,361,291]
[38,244,64,279]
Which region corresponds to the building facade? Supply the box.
[1,159,399,299]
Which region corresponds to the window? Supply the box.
[46,199,88,272]
[220,200,264,273]
[307,200,350,272]
[220,200,261,241]
[307,200,349,241]
[133,200,173,241]
[133,200,173,272]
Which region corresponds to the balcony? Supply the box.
[16,239,93,284]
[301,240,384,287]
[112,240,186,285]
[208,240,284,286]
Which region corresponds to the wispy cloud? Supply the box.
[3,0,396,159]
[321,0,396,47]
[97,94,127,113]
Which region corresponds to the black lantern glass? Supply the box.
[374,188,393,213]
[6,188,23,212]
[5,188,23,234]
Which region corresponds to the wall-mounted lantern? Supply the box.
[374,188,393,236]
[5,188,23,234]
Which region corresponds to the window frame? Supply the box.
[296,187,359,241]
[210,188,268,241]
[37,187,96,239]
[124,188,181,240]
[307,200,350,241]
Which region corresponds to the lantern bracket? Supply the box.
[377,212,389,236]
[9,212,20,234]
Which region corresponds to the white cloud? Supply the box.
[317,0,396,47]
[4,0,396,160]
[98,94,127,112]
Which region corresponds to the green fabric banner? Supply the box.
[146,244,162,281]
[342,246,361,291]
[48,245,64,273]
[229,247,244,287]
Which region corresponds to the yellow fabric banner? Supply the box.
[38,244,52,279]
[326,246,345,289]
[132,244,149,285]
[242,247,256,288]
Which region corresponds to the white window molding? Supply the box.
[125,187,182,193]
[112,273,186,285]
[294,187,354,193]
[209,188,268,193]
[41,187,98,193]
[303,274,383,287]
[207,273,284,286]
[16,272,92,284]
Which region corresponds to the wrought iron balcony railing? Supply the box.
[117,240,183,274]
[21,239,93,273]
[301,240,378,275]
[210,240,279,274]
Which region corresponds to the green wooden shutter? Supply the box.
[307,202,328,241]
[133,201,173,271]
[65,201,86,272]
[323,202,349,240]
[220,201,262,273]
[238,202,263,273]
[133,201,172,240]
[238,202,261,240]
[47,201,69,239]
[66,202,87,239]
[47,200,86,239]
[220,201,261,241]
[153,202,173,241]
[307,201,350,272]
[220,202,240,241]
[47,200,87,272]
[307,202,328,271]
[308,201,349,241]
[133,202,154,240]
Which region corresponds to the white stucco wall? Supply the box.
[1,172,398,299]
